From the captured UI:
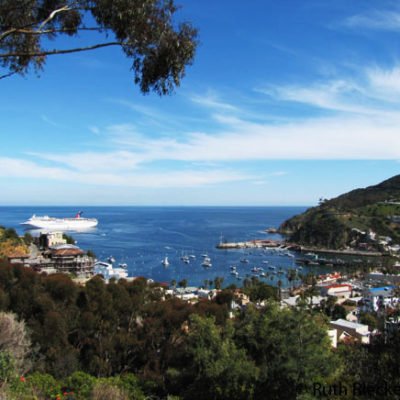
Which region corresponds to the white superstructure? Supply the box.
[21,211,98,230]
[93,261,128,280]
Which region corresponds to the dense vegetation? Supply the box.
[0,261,399,398]
[280,175,400,249]
[0,261,340,399]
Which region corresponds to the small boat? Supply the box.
[180,255,190,264]
[240,258,249,264]
[201,257,212,268]
[162,256,170,266]
[108,255,116,264]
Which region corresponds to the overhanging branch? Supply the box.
[0,41,124,58]
[0,70,18,79]
[38,5,71,30]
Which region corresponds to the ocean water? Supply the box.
[0,206,324,288]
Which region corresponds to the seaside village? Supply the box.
[4,228,400,349]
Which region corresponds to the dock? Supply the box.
[216,239,283,249]
[297,246,383,257]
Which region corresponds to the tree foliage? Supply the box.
[0,311,31,374]
[0,261,345,399]
[0,0,198,94]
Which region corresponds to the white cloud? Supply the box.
[189,91,239,112]
[27,151,143,172]
[344,9,400,31]
[89,126,100,135]
[366,66,400,99]
[41,115,62,127]
[264,80,367,114]
[6,63,400,191]
[269,171,288,177]
[0,157,251,188]
[260,64,400,117]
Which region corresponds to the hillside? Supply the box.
[0,226,29,259]
[279,175,400,250]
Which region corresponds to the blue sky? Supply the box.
[1,0,400,206]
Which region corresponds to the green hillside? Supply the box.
[279,175,400,249]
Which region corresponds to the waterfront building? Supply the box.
[320,284,352,299]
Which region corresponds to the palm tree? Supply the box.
[214,276,224,290]
[277,279,283,300]
[178,279,188,289]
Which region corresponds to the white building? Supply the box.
[330,319,370,344]
[320,284,352,298]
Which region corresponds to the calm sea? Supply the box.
[0,206,325,288]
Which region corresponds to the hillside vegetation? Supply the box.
[279,175,400,249]
[0,262,337,400]
[0,227,29,259]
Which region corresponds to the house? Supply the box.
[39,232,67,248]
[50,244,93,275]
[320,284,352,299]
[330,319,370,344]
[281,295,326,308]
[6,249,30,264]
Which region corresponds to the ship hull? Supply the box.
[21,216,98,230]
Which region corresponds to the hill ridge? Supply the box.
[279,175,400,249]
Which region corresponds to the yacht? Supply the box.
[201,257,212,268]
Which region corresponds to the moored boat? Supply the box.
[162,256,170,266]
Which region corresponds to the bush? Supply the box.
[91,381,129,400]
[64,371,95,400]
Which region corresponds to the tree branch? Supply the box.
[0,70,18,80]
[6,27,104,36]
[0,41,124,58]
[38,5,71,30]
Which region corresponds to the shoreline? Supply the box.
[216,239,385,258]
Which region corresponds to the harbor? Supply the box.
[5,206,394,290]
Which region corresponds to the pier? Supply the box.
[216,239,283,249]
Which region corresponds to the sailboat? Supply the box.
[162,256,169,266]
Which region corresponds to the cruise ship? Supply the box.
[21,211,98,230]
